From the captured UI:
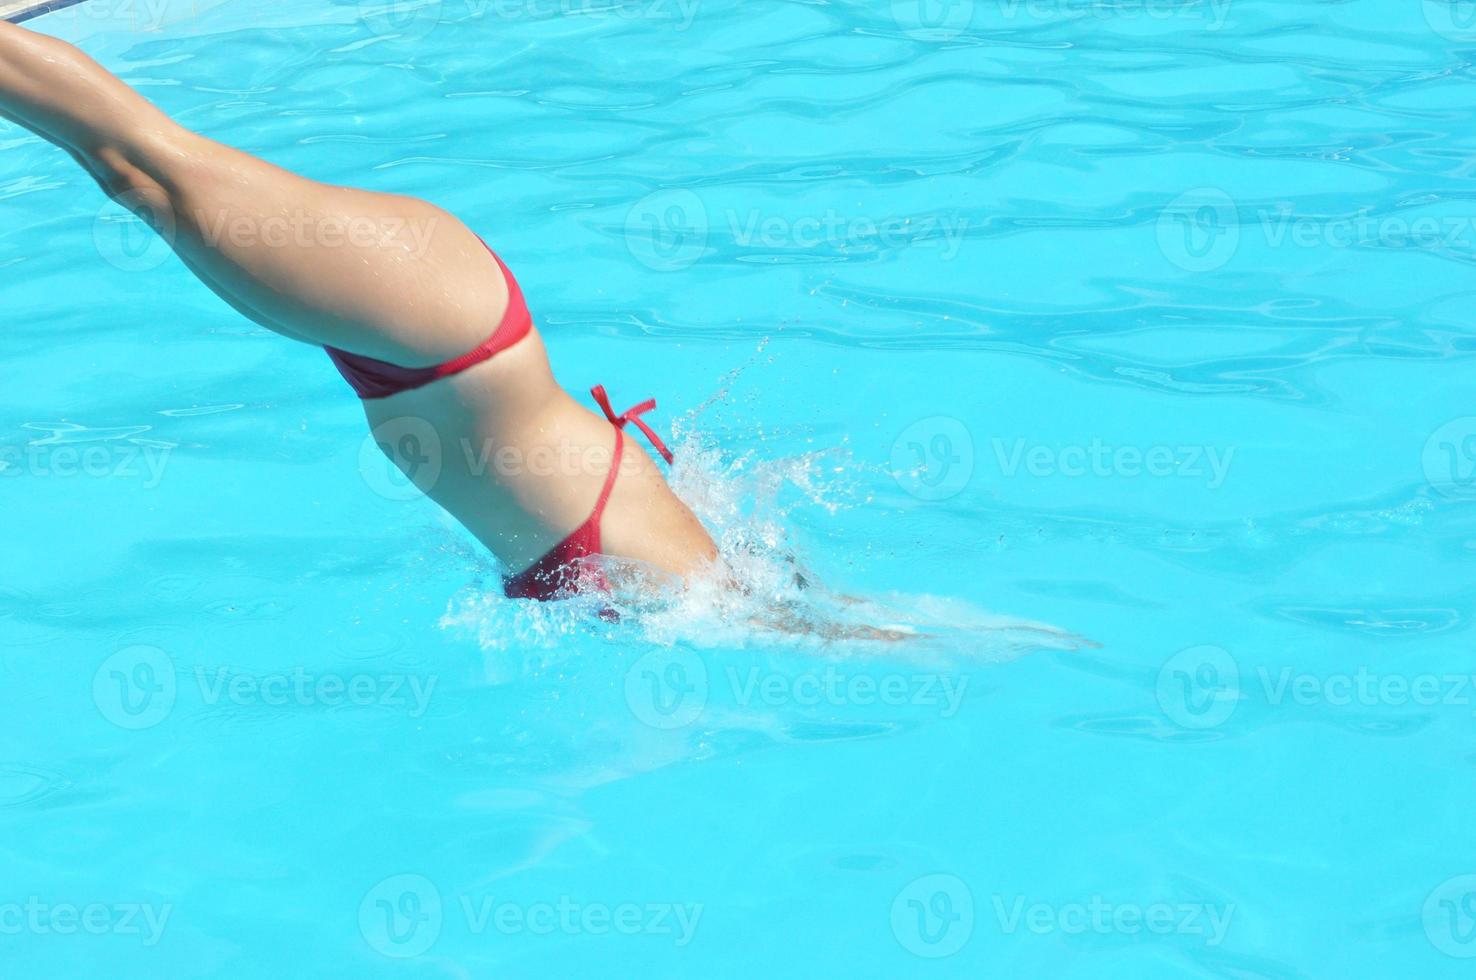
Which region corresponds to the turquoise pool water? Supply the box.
[3,0,1476,976]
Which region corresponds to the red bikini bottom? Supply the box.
[322,240,674,602]
[502,385,674,601]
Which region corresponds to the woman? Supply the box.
[0,19,718,602]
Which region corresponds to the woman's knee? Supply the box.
[80,130,219,237]
[81,143,174,222]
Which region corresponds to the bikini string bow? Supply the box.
[590,384,675,465]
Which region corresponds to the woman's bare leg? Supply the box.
[0,20,506,365]
[0,20,720,583]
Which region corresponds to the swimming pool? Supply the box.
[3,0,1475,975]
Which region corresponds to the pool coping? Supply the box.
[2,0,92,23]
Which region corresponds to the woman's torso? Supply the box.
[359,328,716,580]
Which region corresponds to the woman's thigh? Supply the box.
[137,131,511,365]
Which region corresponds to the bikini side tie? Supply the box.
[590,384,675,465]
